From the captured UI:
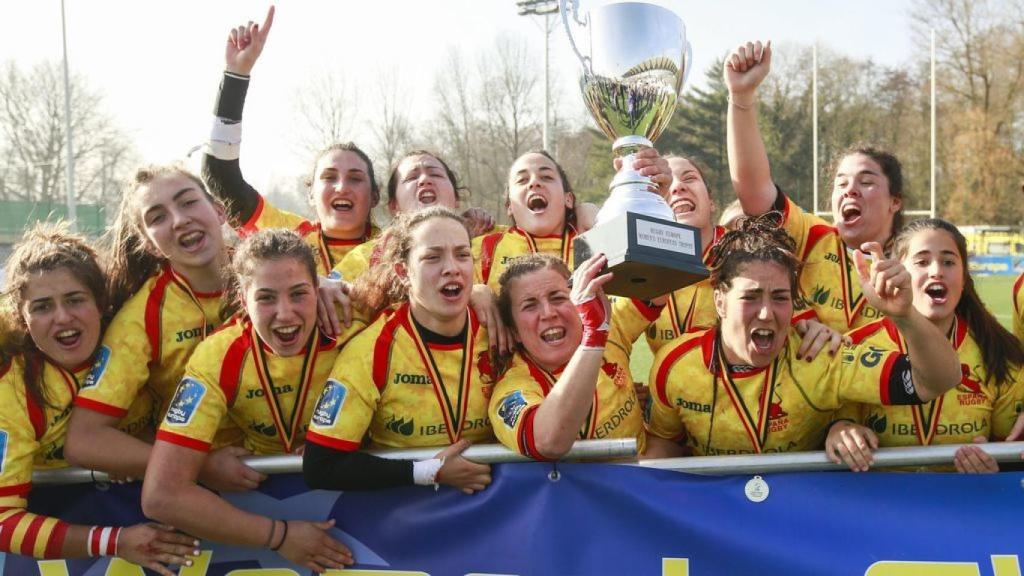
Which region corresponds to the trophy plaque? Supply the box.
[561,0,708,299]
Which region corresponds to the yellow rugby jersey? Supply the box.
[239,195,377,275]
[1014,272,1024,342]
[473,226,577,292]
[306,303,495,451]
[648,326,916,455]
[488,304,656,459]
[843,316,1024,447]
[0,355,152,558]
[76,264,223,422]
[156,319,339,455]
[777,194,884,331]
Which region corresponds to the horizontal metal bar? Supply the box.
[634,442,1024,475]
[32,439,638,486]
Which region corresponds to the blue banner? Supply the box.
[968,255,1024,276]
[4,463,1022,575]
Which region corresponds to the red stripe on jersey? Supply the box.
[238,195,266,236]
[372,310,405,392]
[478,232,504,284]
[523,357,554,395]
[0,359,11,380]
[296,220,318,238]
[145,269,174,365]
[0,511,27,550]
[0,483,31,498]
[630,298,664,322]
[882,318,904,351]
[518,405,553,461]
[1014,273,1024,314]
[369,236,388,268]
[878,353,901,405]
[19,514,47,556]
[802,223,836,262]
[73,396,129,418]
[653,331,709,407]
[847,319,886,346]
[219,329,252,407]
[44,520,69,559]
[305,430,360,452]
[790,308,818,326]
[155,430,211,452]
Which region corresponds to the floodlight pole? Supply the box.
[517,0,559,153]
[60,0,78,231]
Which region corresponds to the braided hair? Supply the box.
[707,211,803,306]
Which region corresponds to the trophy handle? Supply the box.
[682,40,693,89]
[559,0,591,75]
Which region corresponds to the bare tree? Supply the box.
[290,67,359,158]
[368,70,415,178]
[0,60,136,205]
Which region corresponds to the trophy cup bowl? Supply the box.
[561,0,709,299]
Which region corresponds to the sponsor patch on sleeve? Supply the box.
[82,345,112,389]
[164,377,207,426]
[311,379,348,428]
[497,390,528,430]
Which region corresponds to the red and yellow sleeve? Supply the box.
[831,339,907,407]
[645,339,691,442]
[154,347,229,453]
[488,361,549,459]
[74,299,152,417]
[238,196,308,236]
[992,366,1024,440]
[0,367,69,558]
[608,298,662,358]
[305,339,380,452]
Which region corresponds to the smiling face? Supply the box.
[713,261,794,368]
[507,152,573,237]
[310,149,375,239]
[137,174,226,274]
[389,154,458,215]
[664,157,713,232]
[400,217,474,335]
[903,227,964,329]
[831,153,901,248]
[506,267,582,372]
[243,257,319,357]
[21,268,102,370]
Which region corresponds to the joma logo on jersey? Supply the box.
[675,398,711,413]
[245,384,294,399]
[82,345,112,389]
[312,380,347,428]
[165,377,206,426]
[393,372,431,385]
[174,324,213,343]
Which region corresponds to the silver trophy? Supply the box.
[562,0,708,299]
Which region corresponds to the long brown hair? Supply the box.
[1,222,107,408]
[104,164,226,314]
[220,229,319,320]
[894,218,1024,386]
[350,207,472,318]
[831,145,905,247]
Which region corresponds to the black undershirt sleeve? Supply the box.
[883,355,924,405]
[302,441,415,491]
[202,72,261,225]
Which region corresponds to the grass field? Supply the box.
[627,274,1019,384]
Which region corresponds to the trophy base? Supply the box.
[573,212,709,300]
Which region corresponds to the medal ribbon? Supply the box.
[317,223,373,273]
[715,342,776,454]
[837,246,869,327]
[248,323,320,452]
[519,226,576,267]
[666,226,723,338]
[167,265,214,341]
[904,316,960,446]
[406,309,475,444]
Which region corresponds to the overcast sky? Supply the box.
[1,0,919,191]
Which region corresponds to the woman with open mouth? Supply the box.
[65,165,249,494]
[0,224,197,573]
[826,219,1024,473]
[488,253,656,459]
[304,207,495,495]
[725,40,905,332]
[203,7,379,277]
[143,229,354,573]
[644,214,963,457]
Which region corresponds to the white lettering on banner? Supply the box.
[635,220,696,255]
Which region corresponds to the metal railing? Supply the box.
[31,439,1024,485]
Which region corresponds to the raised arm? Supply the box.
[202,6,275,224]
[854,242,960,401]
[725,40,778,216]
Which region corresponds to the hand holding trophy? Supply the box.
[561,0,708,299]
